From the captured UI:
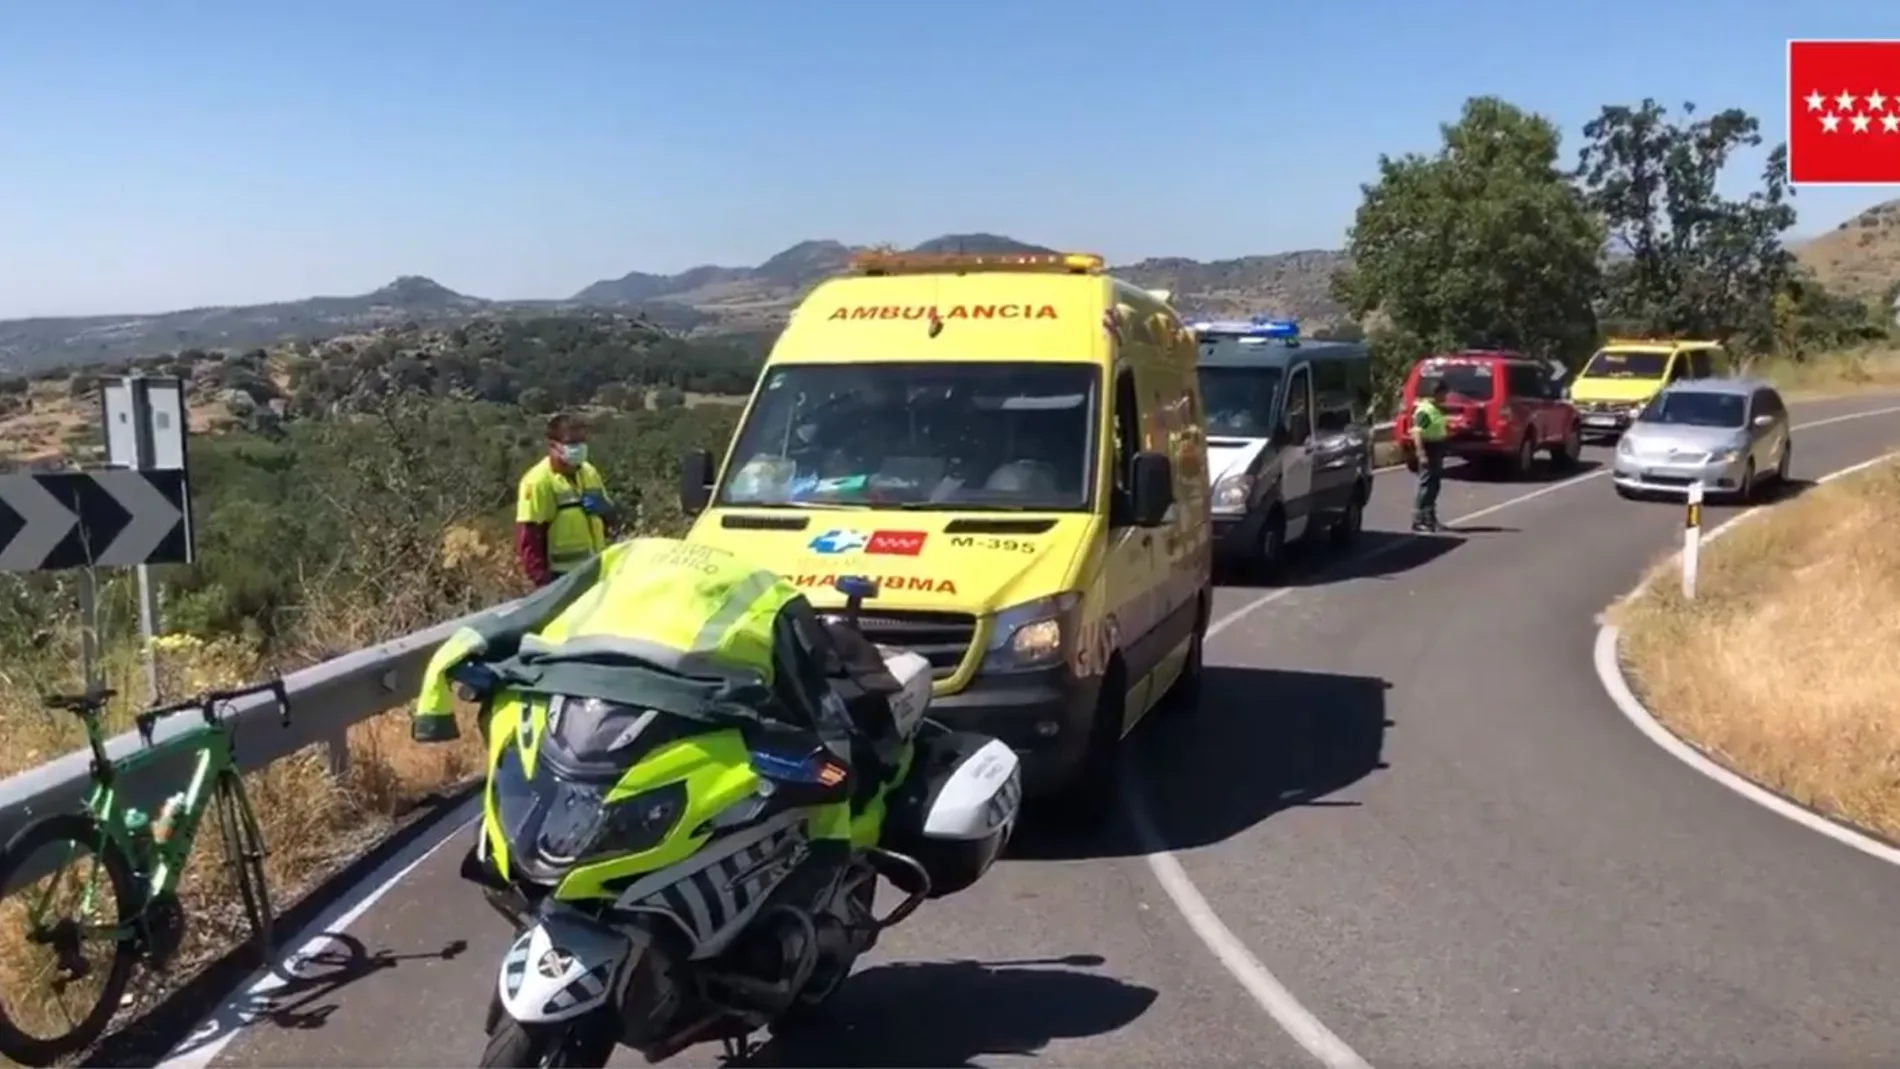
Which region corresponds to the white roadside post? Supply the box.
[1681,480,1705,599]
[101,373,190,704]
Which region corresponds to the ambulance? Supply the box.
[678,250,1213,825]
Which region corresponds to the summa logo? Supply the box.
[808,529,868,555]
[866,530,926,556]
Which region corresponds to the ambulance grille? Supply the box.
[853,611,976,680]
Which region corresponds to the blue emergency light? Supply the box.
[1191,316,1301,341]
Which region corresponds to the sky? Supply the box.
[1,0,1896,319]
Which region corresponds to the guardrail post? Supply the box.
[324,730,351,777]
[1682,481,1704,599]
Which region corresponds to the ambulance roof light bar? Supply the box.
[851,250,1105,277]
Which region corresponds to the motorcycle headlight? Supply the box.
[1211,472,1253,511]
[983,592,1082,673]
[584,782,687,860]
[488,747,686,877]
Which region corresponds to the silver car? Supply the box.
[1611,377,1792,501]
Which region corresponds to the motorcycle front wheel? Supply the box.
[478,1012,617,1069]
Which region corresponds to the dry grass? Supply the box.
[1745,342,1900,398]
[0,525,510,1060]
[1616,454,1900,841]
[0,379,241,468]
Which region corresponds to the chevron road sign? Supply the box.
[0,469,194,574]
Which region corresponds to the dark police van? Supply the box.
[1193,318,1376,578]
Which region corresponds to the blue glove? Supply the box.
[579,492,607,516]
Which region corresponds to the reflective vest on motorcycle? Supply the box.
[537,538,799,683]
[413,537,803,738]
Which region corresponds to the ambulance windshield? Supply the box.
[718,361,1099,511]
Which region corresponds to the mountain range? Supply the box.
[0,234,1348,374]
[5,200,1896,376]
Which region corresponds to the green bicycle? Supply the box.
[0,679,289,1066]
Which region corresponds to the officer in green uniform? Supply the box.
[1411,379,1452,532]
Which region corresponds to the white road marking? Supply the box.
[1207,464,1601,641]
[1595,448,1900,869]
[1136,399,1900,1069]
[1207,402,1900,642]
[154,398,1900,1069]
[1126,773,1373,1069]
[156,797,480,1069]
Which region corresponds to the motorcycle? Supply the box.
[451,576,1024,1066]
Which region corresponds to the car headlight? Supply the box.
[1211,472,1253,510]
[1617,436,1635,454]
[982,592,1082,673]
[1709,448,1742,464]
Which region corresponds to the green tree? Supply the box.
[1333,96,1603,382]
[1575,99,1797,350]
[518,386,553,414]
[594,382,637,410]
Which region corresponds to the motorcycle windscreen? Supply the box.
[491,747,611,881]
[493,697,699,881]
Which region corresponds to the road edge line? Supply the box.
[1593,448,1900,870]
[1161,398,1900,1065]
[154,796,482,1069]
[1125,771,1373,1069]
[1141,458,1616,1069]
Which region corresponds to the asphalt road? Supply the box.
[172,394,1900,1068]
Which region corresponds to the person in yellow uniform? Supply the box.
[1410,379,1451,532]
[514,412,630,586]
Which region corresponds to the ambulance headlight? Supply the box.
[983,592,1082,673]
[1211,472,1253,511]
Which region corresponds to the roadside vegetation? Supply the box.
[1335,97,1893,399]
[1617,457,1900,841]
[0,86,1895,1057]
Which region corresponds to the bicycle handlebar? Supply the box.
[134,677,292,743]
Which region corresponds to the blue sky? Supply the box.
[1,0,1895,318]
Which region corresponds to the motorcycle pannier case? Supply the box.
[878,724,1023,897]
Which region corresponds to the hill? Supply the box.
[0,277,717,376]
[0,235,1354,374]
[1795,198,1900,308]
[0,314,763,470]
[572,234,1351,331]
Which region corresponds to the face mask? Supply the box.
[557,443,588,465]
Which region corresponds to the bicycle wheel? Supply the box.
[212,769,273,966]
[0,812,139,1067]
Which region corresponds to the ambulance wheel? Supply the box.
[1047,663,1125,832]
[1161,593,1208,717]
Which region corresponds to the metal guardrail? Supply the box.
[0,601,518,850]
[0,421,1399,848]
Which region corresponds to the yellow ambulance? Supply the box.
[678,250,1212,825]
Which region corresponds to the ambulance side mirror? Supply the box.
[1130,451,1174,528]
[679,449,714,515]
